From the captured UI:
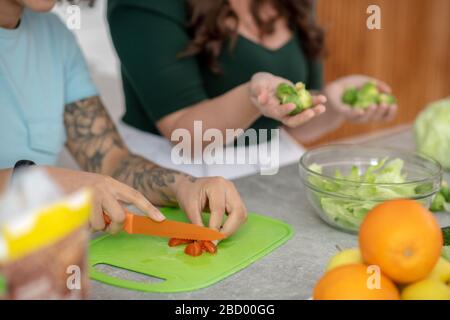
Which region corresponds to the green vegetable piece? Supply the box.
[334,169,344,179]
[346,166,361,182]
[354,83,379,109]
[281,94,302,109]
[442,246,450,262]
[430,192,445,212]
[353,99,373,109]
[276,83,296,102]
[378,93,396,105]
[341,81,396,110]
[414,183,433,195]
[360,81,379,98]
[429,182,450,212]
[440,184,450,202]
[442,227,450,246]
[309,163,322,174]
[342,87,358,105]
[297,89,313,110]
[276,82,313,116]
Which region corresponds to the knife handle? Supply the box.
[102,211,132,233]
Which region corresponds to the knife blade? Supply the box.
[103,210,226,241]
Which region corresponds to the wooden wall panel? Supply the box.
[311,0,450,145]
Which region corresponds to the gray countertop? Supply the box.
[91,126,450,299]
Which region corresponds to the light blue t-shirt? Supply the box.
[0,9,97,169]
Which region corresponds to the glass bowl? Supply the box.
[299,144,442,233]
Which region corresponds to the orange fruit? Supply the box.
[313,264,400,300]
[359,199,443,284]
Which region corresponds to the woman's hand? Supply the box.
[249,72,327,128]
[174,176,247,237]
[44,167,247,237]
[44,167,165,234]
[324,75,397,123]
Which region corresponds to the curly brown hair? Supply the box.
[179,0,325,74]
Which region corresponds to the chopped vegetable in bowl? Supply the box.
[299,145,442,233]
[308,158,424,231]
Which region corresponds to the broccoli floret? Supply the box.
[276,82,313,116]
[341,81,396,109]
[354,82,379,108]
[378,93,397,105]
[342,87,358,105]
[297,85,313,110]
[276,83,296,103]
[360,82,379,98]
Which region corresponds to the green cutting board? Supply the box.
[89,207,293,293]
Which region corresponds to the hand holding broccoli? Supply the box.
[249,72,326,128]
[324,75,398,123]
[342,81,396,109]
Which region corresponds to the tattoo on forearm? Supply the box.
[112,154,196,205]
[64,96,197,205]
[64,96,125,172]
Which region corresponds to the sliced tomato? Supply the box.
[184,241,203,257]
[168,238,193,247]
[201,241,217,254]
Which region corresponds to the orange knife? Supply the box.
[103,209,226,241]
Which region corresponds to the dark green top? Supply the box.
[107,0,323,138]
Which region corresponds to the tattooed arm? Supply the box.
[64,96,189,206]
[63,96,247,235]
